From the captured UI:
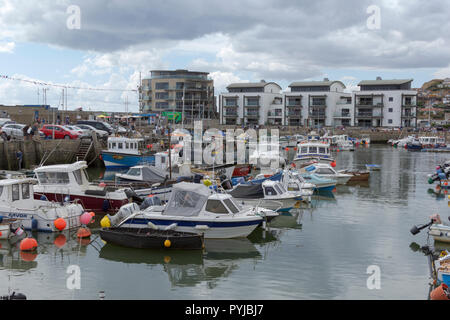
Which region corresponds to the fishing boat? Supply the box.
[101,136,156,169]
[99,227,204,250]
[300,163,352,185]
[293,140,334,168]
[331,135,355,151]
[102,182,267,239]
[0,178,84,232]
[228,180,303,213]
[33,161,131,213]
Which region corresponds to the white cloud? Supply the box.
[0,41,15,53]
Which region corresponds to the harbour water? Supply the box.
[1,145,450,300]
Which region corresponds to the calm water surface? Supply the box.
[1,145,450,300]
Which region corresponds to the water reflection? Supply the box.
[98,228,281,288]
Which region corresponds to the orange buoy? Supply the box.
[54,234,67,248]
[430,284,450,300]
[54,218,67,231]
[20,237,38,251]
[331,161,337,168]
[77,227,92,239]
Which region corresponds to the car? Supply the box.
[2,123,26,139]
[0,118,14,127]
[64,125,91,138]
[76,120,114,135]
[40,124,80,140]
[75,124,109,140]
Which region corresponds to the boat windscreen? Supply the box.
[163,188,208,217]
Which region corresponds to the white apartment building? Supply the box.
[284,79,353,127]
[354,78,417,127]
[219,81,283,126]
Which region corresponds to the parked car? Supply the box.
[40,124,80,140]
[76,120,114,135]
[2,123,26,139]
[0,118,14,127]
[64,125,91,139]
[75,124,109,140]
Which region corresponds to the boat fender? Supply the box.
[147,222,159,230]
[164,223,177,231]
[430,284,450,300]
[164,239,171,248]
[31,218,38,231]
[100,215,111,228]
[102,199,110,212]
[40,195,48,201]
[195,225,209,231]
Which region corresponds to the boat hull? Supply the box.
[33,192,129,213]
[430,224,450,243]
[120,216,262,239]
[99,228,204,250]
[101,152,155,169]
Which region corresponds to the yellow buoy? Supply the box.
[164,256,171,263]
[164,239,171,248]
[100,215,111,228]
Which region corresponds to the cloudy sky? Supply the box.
[0,0,449,112]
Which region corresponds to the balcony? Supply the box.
[356,102,384,108]
[245,112,259,118]
[356,112,382,118]
[401,113,416,118]
[333,112,351,118]
[224,104,238,108]
[402,103,416,108]
[287,112,301,119]
[309,112,326,119]
[267,112,283,118]
[244,104,260,108]
[224,111,238,117]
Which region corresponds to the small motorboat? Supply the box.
[300,173,336,192]
[338,170,370,182]
[99,227,204,250]
[300,163,352,185]
[365,164,381,171]
[0,218,24,240]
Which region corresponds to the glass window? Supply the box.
[319,147,326,154]
[127,168,141,176]
[126,143,129,149]
[22,184,30,199]
[37,172,70,185]
[73,169,83,185]
[274,184,283,194]
[317,168,335,174]
[112,143,116,148]
[0,186,3,197]
[224,198,239,214]
[309,147,317,153]
[12,184,20,201]
[118,143,123,149]
[301,147,308,153]
[205,200,229,214]
[264,186,277,196]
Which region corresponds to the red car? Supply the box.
[40,125,80,139]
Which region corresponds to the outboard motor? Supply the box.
[124,189,144,205]
[139,196,162,210]
[108,202,140,226]
[221,179,233,190]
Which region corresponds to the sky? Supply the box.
[0,0,449,112]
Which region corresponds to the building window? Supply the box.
[155,82,169,90]
[388,119,393,124]
[388,108,393,112]
[155,102,169,109]
[389,97,393,102]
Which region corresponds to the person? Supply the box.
[0,129,8,141]
[430,213,450,226]
[23,125,30,140]
[30,122,39,139]
[16,150,23,170]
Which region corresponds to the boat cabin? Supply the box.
[34,161,91,189]
[296,141,331,160]
[106,137,144,155]
[419,136,445,146]
[0,178,36,203]
[262,180,288,197]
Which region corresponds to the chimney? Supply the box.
[324,78,329,81]
[260,80,266,83]
[376,76,382,80]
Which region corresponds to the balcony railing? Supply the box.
[309,112,326,119]
[267,112,283,117]
[356,102,383,107]
[333,112,351,118]
[245,104,260,108]
[356,112,382,118]
[401,113,416,118]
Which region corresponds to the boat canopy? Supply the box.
[229,183,264,199]
[127,166,168,183]
[34,161,87,173]
[163,182,211,217]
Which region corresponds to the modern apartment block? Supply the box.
[284,79,353,127]
[219,81,283,126]
[139,69,215,120]
[354,78,417,127]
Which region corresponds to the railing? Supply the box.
[356,112,382,117]
[267,112,282,117]
[333,112,351,118]
[356,102,383,107]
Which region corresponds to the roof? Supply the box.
[34,161,87,173]
[227,82,281,89]
[358,79,413,86]
[0,178,37,186]
[289,80,345,88]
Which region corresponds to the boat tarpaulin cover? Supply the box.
[141,166,168,182]
[229,183,264,199]
[163,182,211,217]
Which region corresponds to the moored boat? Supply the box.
[338,170,370,182]
[101,136,156,169]
[99,227,204,250]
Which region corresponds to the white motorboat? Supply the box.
[429,224,450,243]
[0,178,84,232]
[228,180,304,213]
[102,182,269,239]
[331,135,355,151]
[293,140,334,167]
[300,163,352,185]
[33,161,131,213]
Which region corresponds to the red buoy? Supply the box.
[54,234,67,248]
[77,227,92,239]
[20,238,38,251]
[54,218,67,231]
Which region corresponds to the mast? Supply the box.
[168,125,172,180]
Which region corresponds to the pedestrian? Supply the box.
[16,150,23,170]
[0,129,8,141]
[23,125,30,140]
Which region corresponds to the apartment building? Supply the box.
[284,79,353,127]
[354,78,417,127]
[139,69,215,121]
[219,81,283,126]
